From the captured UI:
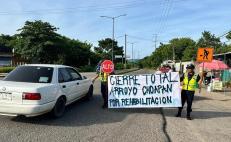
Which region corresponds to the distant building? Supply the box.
[161,60,175,67]
[213,52,231,67]
[175,61,194,73]
[0,46,12,66]
[0,46,28,66]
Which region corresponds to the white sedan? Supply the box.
[0,64,93,117]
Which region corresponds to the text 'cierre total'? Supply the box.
[109,73,178,86]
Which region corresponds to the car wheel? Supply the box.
[85,85,93,101]
[52,97,66,118]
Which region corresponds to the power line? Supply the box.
[152,0,165,33]
[218,30,230,38]
[151,0,173,52]
[0,0,189,16]
[155,0,171,34]
[0,1,147,16]
[154,34,157,49]
[127,35,153,42]
[157,0,174,35]
[126,34,169,44]
[116,35,124,39]
[159,0,174,34]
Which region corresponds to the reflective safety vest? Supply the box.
[182,73,198,91]
[99,71,109,83]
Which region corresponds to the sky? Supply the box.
[0,0,231,59]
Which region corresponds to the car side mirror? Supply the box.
[83,76,87,79]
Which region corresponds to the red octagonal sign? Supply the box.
[101,60,114,73]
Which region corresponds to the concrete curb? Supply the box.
[115,68,140,75]
[0,73,7,77]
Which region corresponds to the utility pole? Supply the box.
[128,42,137,68]
[152,34,158,51]
[172,46,175,62]
[131,43,134,67]
[138,50,140,59]
[125,34,127,69]
[154,34,157,50]
[112,17,114,62]
[100,14,127,63]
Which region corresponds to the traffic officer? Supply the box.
[176,64,202,120]
[93,60,114,109]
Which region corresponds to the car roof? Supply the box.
[22,64,71,68]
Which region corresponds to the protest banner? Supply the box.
[108,72,182,108]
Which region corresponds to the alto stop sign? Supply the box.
[101,60,114,73]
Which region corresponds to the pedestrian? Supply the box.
[175,64,202,120]
[159,64,172,73]
[93,59,114,109]
[165,65,172,72]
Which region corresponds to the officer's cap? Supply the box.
[186,64,195,69]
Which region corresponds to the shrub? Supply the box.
[126,63,132,69]
[78,65,95,72]
[0,67,15,73]
[115,63,124,70]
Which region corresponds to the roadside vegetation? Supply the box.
[1,20,230,71]
[0,20,124,71]
[0,67,15,73]
[139,31,231,68]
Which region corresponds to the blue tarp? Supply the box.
[221,70,231,82]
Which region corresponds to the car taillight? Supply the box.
[23,93,41,100]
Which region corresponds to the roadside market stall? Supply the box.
[198,59,230,91]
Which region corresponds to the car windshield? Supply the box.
[3,66,53,83]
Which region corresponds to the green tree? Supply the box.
[169,38,196,61]
[94,38,123,60]
[182,46,197,61]
[0,34,12,45]
[0,34,14,51]
[197,31,222,53]
[14,20,60,63]
[55,36,98,67]
[0,21,105,68]
[140,43,172,68]
[140,38,196,68]
[137,31,231,69]
[226,31,231,40]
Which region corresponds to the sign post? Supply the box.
[196,48,214,93]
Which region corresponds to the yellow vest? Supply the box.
[182,73,198,91]
[99,71,109,82]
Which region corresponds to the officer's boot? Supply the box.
[175,108,182,117]
[186,112,192,120]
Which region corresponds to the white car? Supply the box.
[0,64,93,117]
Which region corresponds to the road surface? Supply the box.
[0,69,230,142]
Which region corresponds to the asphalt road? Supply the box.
[0,69,167,142]
[0,69,230,142]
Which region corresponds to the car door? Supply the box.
[58,68,77,103]
[65,68,85,98]
[81,75,91,94]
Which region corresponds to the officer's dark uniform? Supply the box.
[176,64,201,120]
[94,60,114,109]
[99,71,110,108]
